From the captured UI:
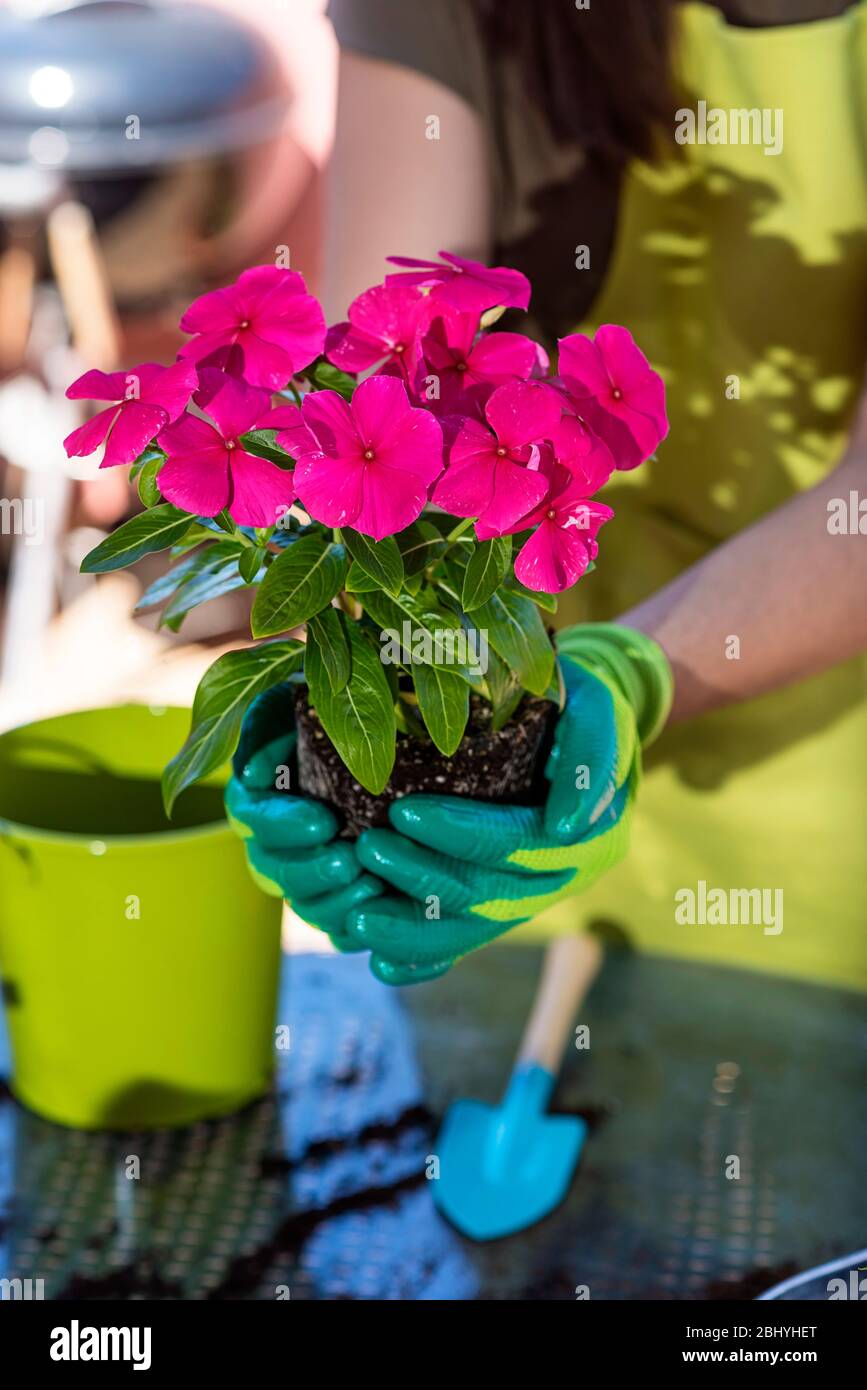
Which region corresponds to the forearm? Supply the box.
[324,52,491,321]
[621,447,867,722]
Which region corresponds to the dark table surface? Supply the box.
[1,943,865,1300]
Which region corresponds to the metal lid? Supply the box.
[0,0,289,173]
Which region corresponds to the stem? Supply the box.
[445,516,475,544]
[286,381,303,406]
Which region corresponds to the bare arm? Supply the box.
[323,51,491,320]
[623,435,867,721]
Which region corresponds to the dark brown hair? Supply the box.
[473,0,677,168]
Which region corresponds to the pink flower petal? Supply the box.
[254,293,326,376]
[101,403,167,468]
[557,333,611,400]
[177,330,238,369]
[158,412,226,462]
[467,331,542,386]
[267,403,316,457]
[301,389,361,459]
[349,374,413,452]
[375,404,443,488]
[137,360,198,420]
[432,448,497,517]
[234,265,309,315]
[232,329,295,390]
[63,406,117,458]
[226,451,296,528]
[293,451,365,529]
[179,283,243,335]
[581,396,660,471]
[514,519,594,593]
[484,380,562,451]
[325,320,384,373]
[65,369,129,403]
[194,369,274,439]
[158,450,231,517]
[595,324,654,391]
[353,460,430,540]
[475,457,549,536]
[435,252,531,312]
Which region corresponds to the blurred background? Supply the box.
[0,0,335,732]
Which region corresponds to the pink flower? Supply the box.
[433,380,561,536]
[548,409,616,495]
[558,326,668,470]
[508,460,614,594]
[293,375,443,540]
[156,369,296,527]
[385,250,531,313]
[419,304,547,412]
[325,284,426,381]
[64,361,196,468]
[270,402,314,458]
[178,265,326,391]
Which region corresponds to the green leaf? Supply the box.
[307,358,356,401]
[134,540,238,612]
[397,520,447,577]
[413,663,469,756]
[472,588,555,697]
[345,561,380,593]
[461,537,511,612]
[160,554,249,632]
[162,640,304,814]
[305,623,395,794]
[128,445,163,484]
[307,607,350,693]
[239,545,267,584]
[504,575,558,614]
[360,588,484,690]
[251,536,347,637]
[81,504,193,574]
[238,429,293,468]
[341,529,404,597]
[135,450,166,507]
[484,646,524,732]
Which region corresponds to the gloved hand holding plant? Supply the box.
[69,252,670,983]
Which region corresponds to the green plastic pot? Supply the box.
[0,704,282,1131]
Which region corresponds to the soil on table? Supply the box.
[294,689,557,837]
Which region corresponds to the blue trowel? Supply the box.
[434,933,602,1241]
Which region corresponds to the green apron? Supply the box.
[527,1,867,991]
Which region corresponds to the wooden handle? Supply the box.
[46,200,120,370]
[516,933,603,1074]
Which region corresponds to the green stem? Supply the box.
[445,516,475,544]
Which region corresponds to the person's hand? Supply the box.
[225,683,383,950]
[345,624,673,984]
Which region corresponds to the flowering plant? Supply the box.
[72,254,667,811]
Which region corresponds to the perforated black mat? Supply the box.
[0,946,864,1300]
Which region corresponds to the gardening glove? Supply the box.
[346,624,673,985]
[225,682,383,949]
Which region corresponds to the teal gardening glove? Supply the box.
[346,624,673,984]
[224,682,384,950]
[226,626,672,983]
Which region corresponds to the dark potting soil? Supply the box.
[294,689,557,837]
